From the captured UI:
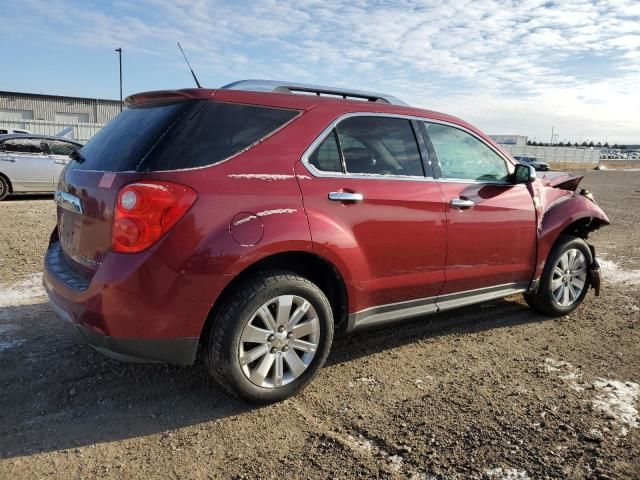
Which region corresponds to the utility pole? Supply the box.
[115,48,123,112]
[550,126,554,145]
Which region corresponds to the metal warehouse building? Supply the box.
[0,91,121,143]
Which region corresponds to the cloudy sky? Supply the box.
[2,0,639,143]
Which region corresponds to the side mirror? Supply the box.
[513,164,536,184]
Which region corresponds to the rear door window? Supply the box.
[72,100,299,172]
[336,117,424,177]
[308,131,343,173]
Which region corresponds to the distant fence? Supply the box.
[0,119,105,143]
[502,145,600,165]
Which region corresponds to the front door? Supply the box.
[296,115,447,323]
[419,121,537,298]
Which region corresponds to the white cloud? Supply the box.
[5,0,640,142]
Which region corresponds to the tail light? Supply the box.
[112,181,197,253]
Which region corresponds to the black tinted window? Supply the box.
[72,101,298,172]
[150,102,298,171]
[2,138,44,154]
[48,140,78,156]
[73,102,187,171]
[336,117,424,176]
[308,131,343,172]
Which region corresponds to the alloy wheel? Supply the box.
[238,295,320,388]
[551,248,587,306]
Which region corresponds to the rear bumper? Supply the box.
[49,295,198,364]
[44,241,202,365]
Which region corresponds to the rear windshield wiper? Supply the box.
[69,148,87,164]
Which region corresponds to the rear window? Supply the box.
[72,100,299,172]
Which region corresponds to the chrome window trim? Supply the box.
[300,112,516,184]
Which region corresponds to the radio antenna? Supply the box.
[177,42,202,88]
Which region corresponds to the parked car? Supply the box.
[0,128,32,135]
[43,80,609,403]
[513,155,551,171]
[0,134,81,200]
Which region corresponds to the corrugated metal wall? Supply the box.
[502,145,600,164]
[0,119,103,143]
[0,91,120,124]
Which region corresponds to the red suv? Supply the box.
[43,80,609,403]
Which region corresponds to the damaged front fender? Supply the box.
[531,177,610,283]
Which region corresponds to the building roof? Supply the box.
[0,90,120,104]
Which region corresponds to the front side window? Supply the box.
[424,123,509,181]
[1,138,44,155]
[337,117,424,176]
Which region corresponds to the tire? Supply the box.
[525,235,593,316]
[204,270,334,404]
[0,176,9,201]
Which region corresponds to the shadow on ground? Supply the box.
[0,296,548,458]
[3,194,53,202]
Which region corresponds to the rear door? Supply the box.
[419,122,537,298]
[296,114,447,322]
[0,138,54,191]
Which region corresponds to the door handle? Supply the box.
[1,158,16,163]
[450,198,475,209]
[54,160,68,165]
[328,191,364,203]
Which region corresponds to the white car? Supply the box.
[0,134,82,200]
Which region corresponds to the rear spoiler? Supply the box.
[125,89,213,106]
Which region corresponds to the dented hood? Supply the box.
[538,171,584,191]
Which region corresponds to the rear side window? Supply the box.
[47,140,78,156]
[72,101,299,172]
[150,102,298,171]
[1,138,44,154]
[337,117,424,176]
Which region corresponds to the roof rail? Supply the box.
[221,79,408,106]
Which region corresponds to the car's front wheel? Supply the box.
[0,176,9,201]
[525,235,592,316]
[204,270,334,404]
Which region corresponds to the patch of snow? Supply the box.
[0,274,46,308]
[598,259,640,286]
[542,358,584,391]
[0,324,25,352]
[592,379,640,436]
[485,467,531,480]
[256,208,297,217]
[387,454,404,472]
[227,173,294,181]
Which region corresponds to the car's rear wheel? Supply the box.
[525,235,592,316]
[204,270,334,404]
[0,176,9,201]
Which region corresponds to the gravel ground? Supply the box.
[0,171,638,479]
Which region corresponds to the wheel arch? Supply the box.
[199,250,349,343]
[0,172,13,193]
[534,195,609,280]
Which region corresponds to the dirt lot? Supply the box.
[0,171,638,479]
